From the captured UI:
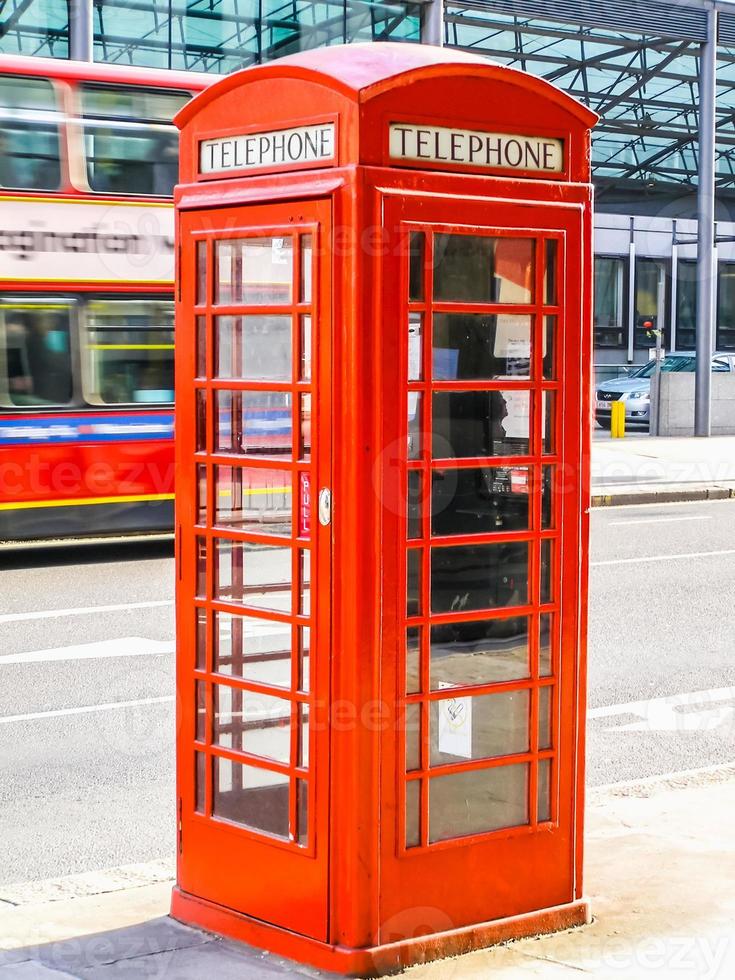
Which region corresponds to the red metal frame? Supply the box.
[173,43,596,974]
[176,199,332,939]
[377,191,586,934]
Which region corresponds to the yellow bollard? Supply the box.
[611,401,625,438]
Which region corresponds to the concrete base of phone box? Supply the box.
[171,887,591,976]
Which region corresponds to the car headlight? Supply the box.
[628,391,648,400]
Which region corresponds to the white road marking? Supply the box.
[607,515,712,526]
[591,548,735,567]
[0,637,174,665]
[0,695,174,725]
[589,686,735,732]
[0,599,173,624]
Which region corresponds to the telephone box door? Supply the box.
[381,192,586,933]
[177,199,331,940]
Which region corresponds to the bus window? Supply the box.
[83,298,174,405]
[80,85,189,196]
[0,300,74,406]
[0,76,61,190]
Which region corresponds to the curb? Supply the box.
[0,860,175,907]
[591,485,735,507]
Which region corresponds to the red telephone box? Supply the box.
[172,43,597,976]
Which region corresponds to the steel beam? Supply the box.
[695,5,718,436]
[69,0,93,61]
[423,0,444,44]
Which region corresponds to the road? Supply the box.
[587,498,735,785]
[1,500,734,886]
[0,540,175,887]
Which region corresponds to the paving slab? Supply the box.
[3,767,734,979]
[591,435,735,505]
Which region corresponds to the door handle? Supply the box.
[318,487,332,526]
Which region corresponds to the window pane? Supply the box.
[409,232,424,301]
[594,256,622,326]
[213,684,291,764]
[544,239,557,305]
[539,613,553,677]
[213,757,289,838]
[196,243,207,307]
[0,300,73,406]
[0,123,60,190]
[433,314,531,380]
[407,549,422,616]
[538,759,552,822]
[433,235,534,304]
[197,464,207,525]
[406,627,421,694]
[408,312,423,381]
[196,315,206,376]
[84,299,174,404]
[196,389,206,451]
[432,390,530,458]
[196,537,206,599]
[216,241,236,305]
[196,608,207,671]
[541,540,554,604]
[300,315,312,380]
[81,84,186,195]
[215,314,291,381]
[408,392,422,460]
[431,542,529,613]
[430,616,530,688]
[717,264,735,351]
[299,626,310,693]
[594,257,624,350]
[407,470,422,539]
[299,549,310,616]
[539,685,553,750]
[299,704,309,768]
[543,315,556,380]
[215,390,293,457]
[405,703,421,772]
[0,76,61,190]
[431,466,530,536]
[213,611,291,687]
[542,391,555,454]
[214,465,291,536]
[300,393,312,460]
[297,778,308,846]
[195,680,206,742]
[215,539,291,614]
[195,752,206,814]
[242,237,293,305]
[429,764,529,842]
[635,258,665,349]
[430,689,529,766]
[300,235,312,303]
[405,779,420,848]
[542,467,555,529]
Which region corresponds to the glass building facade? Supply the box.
[5,0,735,370]
[0,0,69,58]
[444,4,735,194]
[0,0,421,70]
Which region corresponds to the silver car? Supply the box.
[595,353,735,429]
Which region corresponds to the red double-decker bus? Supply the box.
[0,55,209,541]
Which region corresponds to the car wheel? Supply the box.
[596,418,611,430]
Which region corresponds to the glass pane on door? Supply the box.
[403,225,561,847]
[191,226,318,854]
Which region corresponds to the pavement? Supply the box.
[2,433,735,977]
[591,432,735,506]
[2,764,734,979]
